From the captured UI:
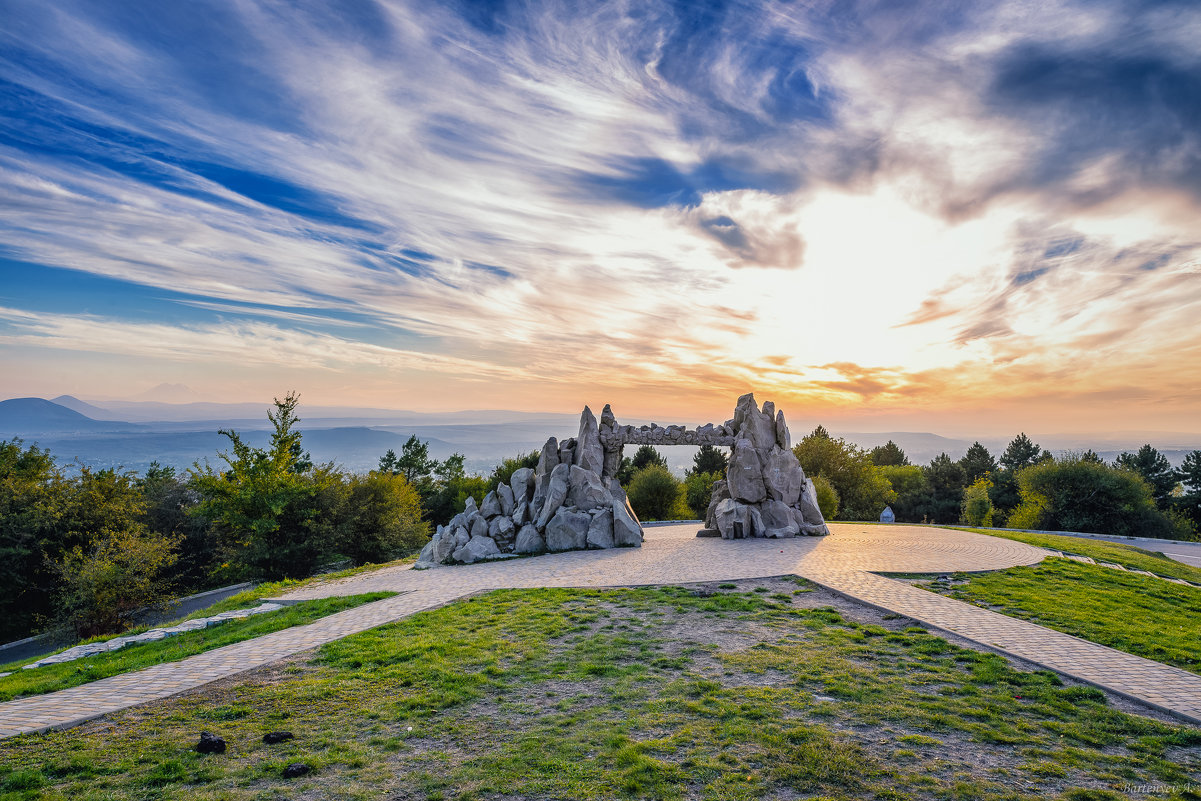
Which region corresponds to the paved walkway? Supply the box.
[2,524,1199,738]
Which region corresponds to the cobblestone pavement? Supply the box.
[2,524,1199,738]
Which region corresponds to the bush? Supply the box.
[340,472,429,564]
[683,471,721,519]
[811,474,840,520]
[960,476,995,527]
[1007,455,1176,537]
[794,429,894,520]
[627,465,688,521]
[878,465,927,523]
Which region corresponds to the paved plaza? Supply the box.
[1,524,1199,738]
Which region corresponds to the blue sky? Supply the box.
[1,0,1199,432]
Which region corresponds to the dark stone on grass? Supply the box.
[263,731,294,744]
[196,732,226,754]
[283,763,311,779]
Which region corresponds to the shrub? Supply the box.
[683,471,721,519]
[627,465,687,521]
[339,471,429,564]
[794,429,894,520]
[960,476,995,527]
[811,474,840,520]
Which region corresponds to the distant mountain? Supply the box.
[51,395,122,420]
[0,398,140,435]
[133,383,200,402]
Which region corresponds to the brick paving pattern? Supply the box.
[1,524,1198,738]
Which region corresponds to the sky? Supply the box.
[1,0,1200,435]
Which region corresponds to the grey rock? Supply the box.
[512,500,528,526]
[612,494,643,547]
[558,438,576,467]
[514,524,546,554]
[536,437,559,476]
[510,467,535,505]
[762,446,803,505]
[453,525,471,547]
[575,405,605,474]
[586,509,615,549]
[705,479,730,529]
[545,507,591,551]
[568,465,611,510]
[733,393,776,450]
[797,478,825,526]
[601,403,616,428]
[463,496,478,515]
[531,471,551,517]
[470,515,490,541]
[727,438,766,503]
[488,515,515,544]
[498,484,515,517]
[602,442,623,481]
[760,499,800,537]
[775,410,791,450]
[481,490,502,519]
[714,498,742,539]
[535,462,571,528]
[454,535,500,564]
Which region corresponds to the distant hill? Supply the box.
[51,395,122,420]
[0,398,144,435]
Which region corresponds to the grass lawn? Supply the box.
[922,558,1201,676]
[0,593,395,702]
[0,578,1197,800]
[959,527,1201,585]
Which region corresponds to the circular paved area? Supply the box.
[277,523,1049,601]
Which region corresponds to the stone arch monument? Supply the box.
[416,392,829,568]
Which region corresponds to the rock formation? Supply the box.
[415,392,828,567]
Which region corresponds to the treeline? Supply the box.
[0,394,429,642]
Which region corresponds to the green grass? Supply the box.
[0,593,395,701]
[924,558,1201,675]
[956,527,1201,584]
[1,583,1197,800]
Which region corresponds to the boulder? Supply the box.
[470,515,490,541]
[727,439,766,503]
[558,438,576,468]
[762,446,803,505]
[545,508,591,551]
[498,484,515,517]
[568,465,611,509]
[612,494,643,547]
[453,535,501,564]
[705,479,730,529]
[797,478,825,525]
[775,410,791,450]
[733,393,776,450]
[536,437,559,476]
[531,472,552,517]
[480,491,502,519]
[510,467,535,505]
[534,463,570,528]
[489,515,515,544]
[575,406,605,474]
[514,524,546,554]
[586,509,615,549]
[760,499,799,538]
[452,525,471,547]
[512,500,528,526]
[463,496,478,515]
[713,498,742,539]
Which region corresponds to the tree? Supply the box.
[1114,445,1177,508]
[793,432,894,520]
[0,439,66,639]
[394,436,437,485]
[1007,454,1177,538]
[877,465,927,523]
[626,465,687,521]
[810,425,831,440]
[1079,449,1104,464]
[338,472,429,564]
[488,452,540,488]
[1000,433,1045,472]
[683,471,721,519]
[920,453,967,524]
[692,444,728,475]
[1173,450,1201,531]
[190,394,327,580]
[139,462,216,593]
[958,442,997,484]
[869,440,909,466]
[960,476,995,527]
[631,445,667,472]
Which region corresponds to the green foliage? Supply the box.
[1000,432,1049,472]
[810,473,839,519]
[487,451,540,489]
[683,470,720,519]
[631,445,667,472]
[868,440,908,466]
[959,476,994,527]
[189,393,329,580]
[919,453,967,523]
[1114,444,1177,508]
[1007,453,1175,537]
[139,462,217,591]
[338,472,429,565]
[691,443,729,475]
[1177,449,1201,530]
[876,465,926,523]
[971,527,1201,583]
[958,441,997,483]
[793,430,894,520]
[626,464,687,521]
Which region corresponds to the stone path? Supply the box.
[2,524,1199,738]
